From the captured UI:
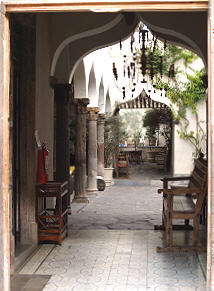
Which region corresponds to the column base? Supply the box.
[87,189,98,195]
[73,195,89,203]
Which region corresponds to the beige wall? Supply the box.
[36,14,54,180]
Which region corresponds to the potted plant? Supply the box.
[143,109,159,146]
[142,109,172,164]
[104,114,125,186]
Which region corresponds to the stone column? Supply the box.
[87,107,99,193]
[97,114,105,177]
[73,98,89,203]
[54,84,70,182]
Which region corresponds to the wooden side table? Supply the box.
[36,181,68,245]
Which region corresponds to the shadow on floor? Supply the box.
[11,274,51,291]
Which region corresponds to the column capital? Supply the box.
[74,98,90,114]
[87,107,99,121]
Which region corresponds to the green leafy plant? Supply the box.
[156,68,206,157]
[139,37,207,158]
[120,110,143,148]
[142,109,172,146]
[104,114,126,167]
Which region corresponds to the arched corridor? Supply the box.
[1,3,212,291]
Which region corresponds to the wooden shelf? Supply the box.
[36,181,68,245]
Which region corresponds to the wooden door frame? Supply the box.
[1,8,10,291]
[1,1,212,291]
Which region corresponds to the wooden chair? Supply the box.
[115,152,129,178]
[156,157,207,252]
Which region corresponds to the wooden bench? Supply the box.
[156,157,207,252]
[115,152,129,178]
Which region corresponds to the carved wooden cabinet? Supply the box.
[36,181,68,245]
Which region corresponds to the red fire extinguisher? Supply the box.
[37,143,49,184]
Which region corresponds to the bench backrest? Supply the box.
[189,157,207,214]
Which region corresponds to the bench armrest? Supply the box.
[161,176,191,182]
[158,176,191,193]
[163,187,200,195]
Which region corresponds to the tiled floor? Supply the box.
[11,274,51,291]
[17,162,207,290]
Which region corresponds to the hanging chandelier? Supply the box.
[111,23,175,100]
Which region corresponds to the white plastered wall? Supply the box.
[173,100,207,174]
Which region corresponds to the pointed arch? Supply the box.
[50,14,123,78]
[73,60,86,99]
[105,90,111,113]
[137,12,207,64]
[98,78,105,113]
[88,65,97,106]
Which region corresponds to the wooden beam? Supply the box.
[5,0,208,13]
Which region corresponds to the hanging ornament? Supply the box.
[112,63,118,80]
[164,40,167,50]
[168,64,175,78]
[141,52,147,77]
[153,37,157,53]
[159,56,163,78]
[130,34,134,53]
[122,87,126,99]
[141,29,147,51]
[128,66,131,78]
[150,64,154,81]
[130,62,135,69]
